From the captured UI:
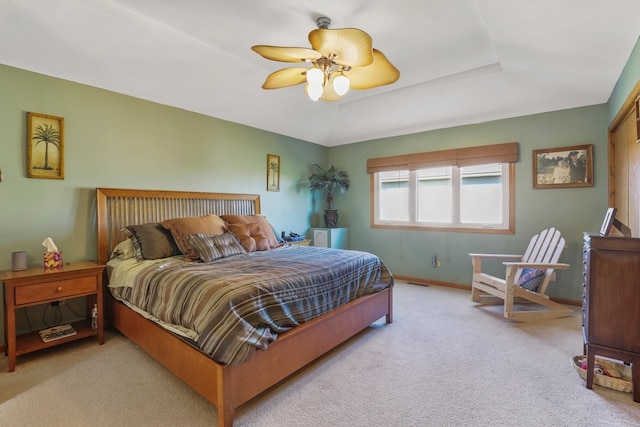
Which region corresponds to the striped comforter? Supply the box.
[108,245,393,365]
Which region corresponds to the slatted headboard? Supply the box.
[96,188,260,265]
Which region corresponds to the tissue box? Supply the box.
[44,251,63,270]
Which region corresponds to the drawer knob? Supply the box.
[57,286,63,292]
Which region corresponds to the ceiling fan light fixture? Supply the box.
[306,67,324,85]
[252,16,399,102]
[306,83,323,101]
[333,74,350,96]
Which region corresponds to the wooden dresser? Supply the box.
[582,233,640,401]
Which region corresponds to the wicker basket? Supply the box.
[572,355,633,393]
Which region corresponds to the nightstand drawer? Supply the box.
[14,276,97,305]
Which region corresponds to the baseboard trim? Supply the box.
[394,274,581,307]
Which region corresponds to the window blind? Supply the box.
[366,142,518,173]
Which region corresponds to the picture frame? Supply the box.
[533,144,592,188]
[27,112,65,179]
[600,207,617,236]
[266,153,280,192]
[636,96,640,144]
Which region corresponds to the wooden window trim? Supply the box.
[366,142,518,173]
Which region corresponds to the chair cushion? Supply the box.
[516,268,546,292]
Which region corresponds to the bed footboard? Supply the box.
[109,286,392,427]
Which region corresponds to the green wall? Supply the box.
[329,105,609,300]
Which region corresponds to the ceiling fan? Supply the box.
[251,17,400,102]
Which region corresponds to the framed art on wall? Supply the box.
[27,112,65,179]
[533,144,592,189]
[267,153,280,191]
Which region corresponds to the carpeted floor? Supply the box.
[1,281,639,426]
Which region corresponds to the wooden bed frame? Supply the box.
[96,188,393,427]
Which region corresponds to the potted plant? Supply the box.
[308,164,350,228]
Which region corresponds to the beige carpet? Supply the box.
[1,281,639,426]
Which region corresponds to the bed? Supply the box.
[96,187,394,427]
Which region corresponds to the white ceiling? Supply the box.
[1,1,639,147]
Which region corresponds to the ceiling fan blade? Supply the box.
[308,28,374,67]
[251,45,322,63]
[346,49,400,90]
[262,67,309,89]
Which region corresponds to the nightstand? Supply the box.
[290,239,312,246]
[2,261,105,372]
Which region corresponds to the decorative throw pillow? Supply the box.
[185,233,247,262]
[221,214,279,249]
[122,223,180,261]
[160,215,227,261]
[110,239,136,260]
[228,222,270,252]
[516,268,546,292]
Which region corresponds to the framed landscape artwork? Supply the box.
[27,112,65,179]
[267,153,280,192]
[533,144,592,189]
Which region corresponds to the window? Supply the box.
[368,143,516,234]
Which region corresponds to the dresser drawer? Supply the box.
[14,276,97,305]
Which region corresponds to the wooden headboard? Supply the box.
[96,188,261,265]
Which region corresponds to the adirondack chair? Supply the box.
[469,227,573,321]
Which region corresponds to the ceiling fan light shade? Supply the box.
[332,74,350,96]
[306,67,324,85]
[306,83,323,101]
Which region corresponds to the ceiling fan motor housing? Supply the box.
[316,16,331,29]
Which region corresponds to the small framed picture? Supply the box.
[266,154,280,192]
[600,207,617,236]
[636,96,640,144]
[27,112,65,179]
[533,144,592,188]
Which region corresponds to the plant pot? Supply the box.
[324,209,339,228]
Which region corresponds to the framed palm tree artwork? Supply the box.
[267,153,280,192]
[27,112,64,179]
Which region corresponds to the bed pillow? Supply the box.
[185,233,247,262]
[228,222,271,252]
[221,214,279,249]
[516,268,546,292]
[109,239,136,260]
[160,215,227,260]
[122,223,180,261]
